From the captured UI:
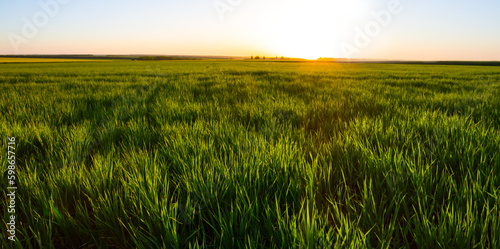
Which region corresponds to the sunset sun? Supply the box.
[258,0,369,59]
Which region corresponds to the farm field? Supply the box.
[1,60,500,248]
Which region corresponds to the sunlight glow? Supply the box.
[259,0,369,59]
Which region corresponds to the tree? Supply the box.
[251,56,254,60]
[255,56,260,59]
[263,56,266,60]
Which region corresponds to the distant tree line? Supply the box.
[0,54,132,60]
[250,56,284,60]
[136,56,202,61]
[317,57,336,61]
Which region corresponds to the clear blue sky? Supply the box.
[1,0,499,60]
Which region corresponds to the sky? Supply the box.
[1,0,499,60]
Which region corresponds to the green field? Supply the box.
[1,60,499,248]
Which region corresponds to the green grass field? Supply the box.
[1,60,499,248]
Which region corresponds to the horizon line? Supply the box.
[1,54,500,62]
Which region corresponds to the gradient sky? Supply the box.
[1,0,499,60]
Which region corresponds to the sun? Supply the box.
[258,0,369,59]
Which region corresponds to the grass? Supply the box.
[0,60,499,248]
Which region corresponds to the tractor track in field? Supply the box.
[51,65,166,171]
